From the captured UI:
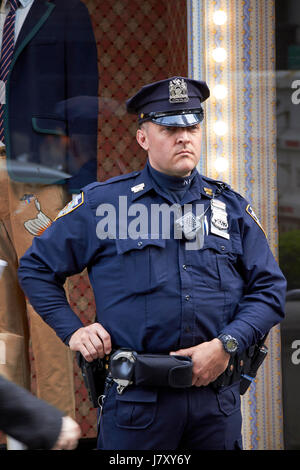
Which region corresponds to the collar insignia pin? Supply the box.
[131,183,145,193]
[204,187,213,197]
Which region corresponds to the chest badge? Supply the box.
[131,183,145,193]
[210,199,230,240]
[175,211,204,240]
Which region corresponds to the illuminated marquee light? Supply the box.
[210,10,229,174]
[213,10,227,25]
[212,84,228,99]
[213,120,228,136]
[214,156,229,173]
[212,47,227,63]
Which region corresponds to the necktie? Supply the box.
[0,0,19,143]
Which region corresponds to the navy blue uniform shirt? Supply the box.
[18,163,286,354]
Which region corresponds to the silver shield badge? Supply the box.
[210,199,230,239]
[169,78,189,103]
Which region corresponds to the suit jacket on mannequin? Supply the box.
[0,0,98,421]
[4,0,99,192]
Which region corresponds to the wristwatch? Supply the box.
[217,334,238,355]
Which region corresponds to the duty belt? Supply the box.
[77,339,268,406]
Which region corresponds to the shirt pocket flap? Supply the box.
[116,237,166,255]
[203,236,234,254]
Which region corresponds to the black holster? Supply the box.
[76,352,108,407]
[211,337,268,394]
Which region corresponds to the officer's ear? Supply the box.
[136,124,149,152]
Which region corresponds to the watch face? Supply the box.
[219,334,238,353]
[226,338,237,352]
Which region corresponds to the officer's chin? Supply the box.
[175,159,196,177]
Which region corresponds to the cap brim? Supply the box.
[151,112,204,127]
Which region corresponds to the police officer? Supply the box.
[18,77,287,450]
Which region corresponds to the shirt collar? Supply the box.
[130,162,215,204]
[147,161,197,192]
[19,0,33,8]
[2,0,33,8]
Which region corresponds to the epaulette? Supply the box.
[201,175,231,195]
[82,172,141,194]
[99,171,141,186]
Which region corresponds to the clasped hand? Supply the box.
[69,322,112,361]
[170,338,230,386]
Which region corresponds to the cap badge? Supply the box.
[169,78,189,103]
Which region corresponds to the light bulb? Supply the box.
[213,120,228,136]
[213,10,227,25]
[212,84,228,99]
[212,47,227,63]
[214,157,229,172]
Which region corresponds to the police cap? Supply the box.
[126,76,210,127]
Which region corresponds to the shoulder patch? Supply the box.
[246,204,266,237]
[55,192,84,221]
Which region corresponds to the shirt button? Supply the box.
[137,241,143,247]
[185,294,190,301]
[185,326,191,333]
[220,245,225,251]
[182,264,187,270]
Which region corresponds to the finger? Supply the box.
[89,333,105,358]
[192,375,199,386]
[80,343,97,362]
[79,327,104,360]
[170,348,193,357]
[94,325,112,355]
[194,376,204,387]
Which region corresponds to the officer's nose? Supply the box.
[176,128,191,144]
